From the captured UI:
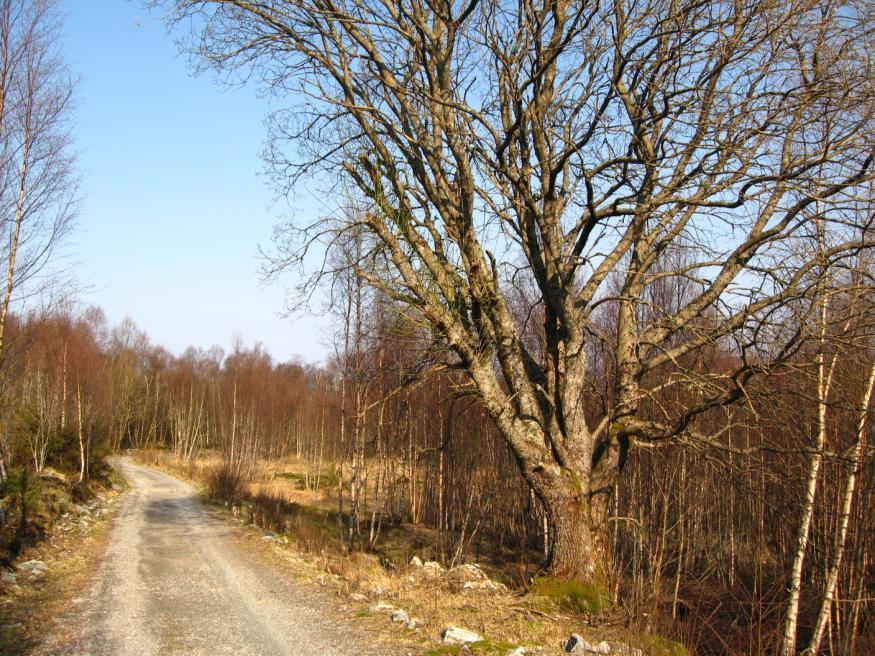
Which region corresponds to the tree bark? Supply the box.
[535,469,611,584]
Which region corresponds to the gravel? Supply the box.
[66,458,389,655]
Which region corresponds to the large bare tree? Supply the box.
[166,0,874,582]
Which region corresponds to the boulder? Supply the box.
[564,635,611,654]
[391,609,410,623]
[441,626,483,644]
[422,561,445,577]
[1,571,17,584]
[15,560,48,573]
[409,556,423,567]
[447,563,488,582]
[463,579,507,592]
[368,602,395,613]
[406,617,420,630]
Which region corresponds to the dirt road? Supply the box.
[69,458,390,655]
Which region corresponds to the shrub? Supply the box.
[207,463,245,503]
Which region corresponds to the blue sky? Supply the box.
[59,0,329,364]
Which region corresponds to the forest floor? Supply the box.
[128,450,692,656]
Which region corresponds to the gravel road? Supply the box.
[69,458,390,655]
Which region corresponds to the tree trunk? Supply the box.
[804,358,875,655]
[77,381,86,483]
[540,473,611,585]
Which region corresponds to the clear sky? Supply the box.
[59,0,330,365]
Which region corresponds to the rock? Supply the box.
[369,585,388,596]
[262,531,277,540]
[406,618,420,630]
[1,572,16,584]
[565,635,593,653]
[409,556,423,567]
[463,579,507,592]
[441,626,483,644]
[368,602,395,613]
[391,609,410,623]
[447,563,488,582]
[564,635,612,654]
[348,592,368,602]
[507,648,527,656]
[422,561,445,576]
[15,560,48,573]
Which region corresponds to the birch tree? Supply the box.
[167,0,875,582]
[0,0,75,360]
[0,0,75,490]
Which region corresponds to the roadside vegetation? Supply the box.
[133,447,689,656]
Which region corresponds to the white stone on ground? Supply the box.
[441,626,483,644]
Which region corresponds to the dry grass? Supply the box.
[131,449,691,656]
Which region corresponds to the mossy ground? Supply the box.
[529,575,612,614]
[423,637,519,655]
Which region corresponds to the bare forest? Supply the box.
[0,0,873,654]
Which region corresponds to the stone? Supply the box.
[406,618,420,630]
[565,634,594,653]
[441,626,483,644]
[447,563,488,582]
[368,602,395,613]
[1,572,16,584]
[409,556,423,567]
[348,592,368,602]
[463,579,507,592]
[507,648,527,656]
[15,560,48,573]
[391,609,410,623]
[422,560,444,574]
[563,636,613,654]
